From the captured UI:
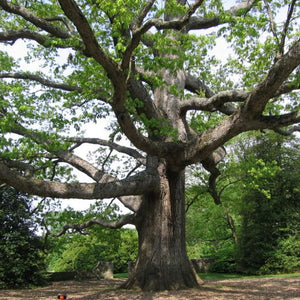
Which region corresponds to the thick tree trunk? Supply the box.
[122,161,203,291]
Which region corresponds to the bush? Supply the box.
[0,187,48,288]
[260,235,300,274]
[209,242,237,273]
[46,226,138,274]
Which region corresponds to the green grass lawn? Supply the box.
[114,273,129,279]
[114,272,300,280]
[197,272,300,280]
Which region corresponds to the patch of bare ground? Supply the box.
[0,276,299,299]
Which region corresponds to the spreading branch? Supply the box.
[0,72,81,92]
[0,71,109,102]
[10,123,109,182]
[273,125,300,136]
[1,121,152,211]
[0,30,49,46]
[0,0,299,222]
[44,15,77,35]
[2,114,144,212]
[137,0,205,32]
[253,111,300,131]
[1,158,36,177]
[55,214,136,236]
[263,0,280,47]
[183,77,299,116]
[180,90,249,115]
[0,0,70,39]
[185,73,214,98]
[278,0,297,59]
[243,38,300,117]
[131,0,156,29]
[121,0,156,69]
[122,0,206,68]
[57,0,120,82]
[67,137,146,165]
[275,81,300,96]
[186,0,257,31]
[127,76,164,121]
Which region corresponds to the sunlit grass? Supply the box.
[114,273,128,279]
[114,272,300,280]
[198,272,300,280]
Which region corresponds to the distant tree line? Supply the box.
[186,132,300,274]
[44,204,138,274]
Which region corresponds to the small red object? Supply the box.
[57,294,67,299]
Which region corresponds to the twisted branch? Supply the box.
[0,0,70,39]
[68,137,146,165]
[55,214,136,236]
[180,90,249,115]
[0,72,81,91]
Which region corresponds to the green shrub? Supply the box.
[0,187,48,288]
[260,235,300,274]
[209,243,237,273]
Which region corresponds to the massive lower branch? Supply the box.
[0,162,158,199]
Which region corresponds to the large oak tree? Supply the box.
[0,0,299,291]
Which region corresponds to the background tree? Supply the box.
[0,186,47,288]
[0,0,299,291]
[186,133,300,274]
[236,133,300,274]
[185,184,238,273]
[45,203,138,273]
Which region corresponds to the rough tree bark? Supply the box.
[123,160,203,290]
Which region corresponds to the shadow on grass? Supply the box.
[1,274,299,299]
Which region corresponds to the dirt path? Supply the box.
[1,276,299,299]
